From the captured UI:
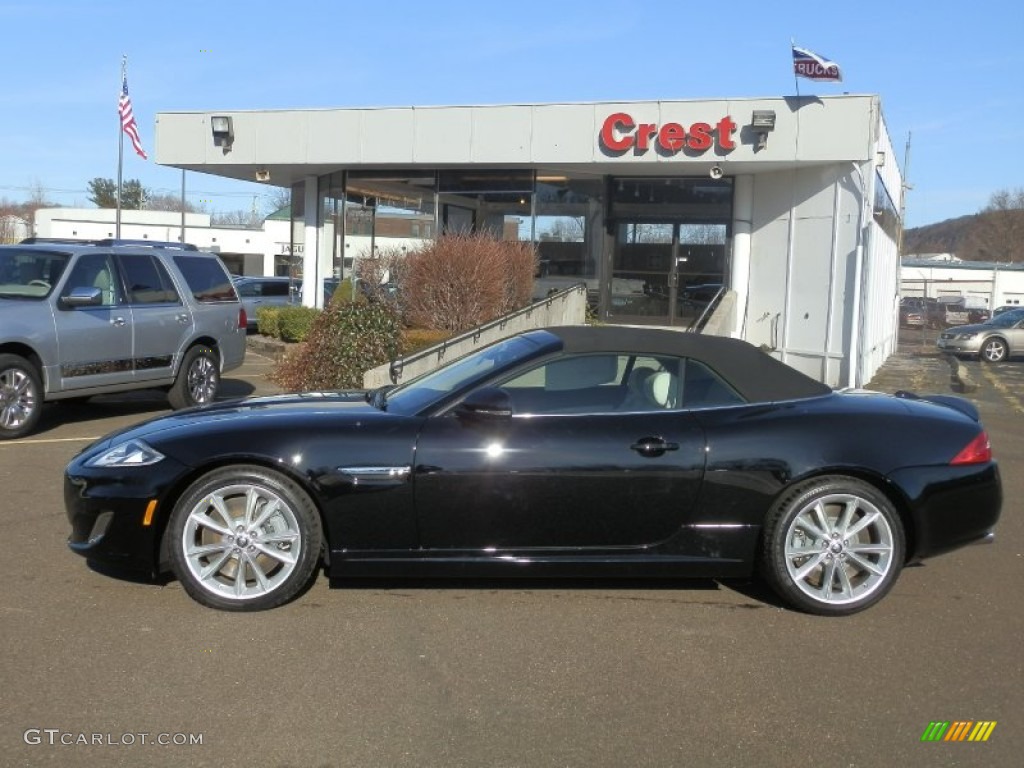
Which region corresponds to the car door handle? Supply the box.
[630,437,679,457]
[176,314,190,324]
[110,316,126,327]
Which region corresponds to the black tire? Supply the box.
[167,465,323,611]
[168,345,220,409]
[760,476,905,616]
[980,337,1008,363]
[0,354,43,440]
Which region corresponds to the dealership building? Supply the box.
[154,94,902,387]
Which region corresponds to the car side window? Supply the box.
[62,253,120,307]
[172,255,236,302]
[235,281,258,298]
[498,354,683,415]
[681,359,745,408]
[117,254,180,305]
[261,280,290,297]
[499,354,624,415]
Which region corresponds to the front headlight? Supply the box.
[954,332,979,340]
[85,439,165,468]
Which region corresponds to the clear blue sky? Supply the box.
[1,0,1020,227]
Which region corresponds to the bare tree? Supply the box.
[356,247,407,301]
[1,184,55,240]
[0,198,30,243]
[541,217,585,241]
[145,192,203,213]
[210,209,263,227]
[265,187,292,214]
[961,188,1024,263]
[403,233,536,332]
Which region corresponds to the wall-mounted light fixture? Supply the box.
[211,115,234,149]
[255,169,271,182]
[751,110,776,151]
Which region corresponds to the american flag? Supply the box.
[119,72,147,159]
[792,45,843,82]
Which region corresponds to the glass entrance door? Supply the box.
[609,222,676,324]
[608,222,728,327]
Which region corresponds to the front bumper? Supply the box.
[64,453,190,575]
[936,336,982,355]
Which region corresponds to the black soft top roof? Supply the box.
[539,326,833,403]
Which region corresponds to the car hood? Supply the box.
[80,390,384,452]
[943,322,991,334]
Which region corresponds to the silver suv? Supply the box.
[0,241,247,439]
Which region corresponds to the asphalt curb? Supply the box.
[245,335,289,361]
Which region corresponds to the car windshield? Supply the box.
[0,249,69,300]
[383,332,557,415]
[986,309,1024,328]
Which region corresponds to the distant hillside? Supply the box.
[902,215,977,256]
[903,209,1024,262]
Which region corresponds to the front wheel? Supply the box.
[980,337,1008,363]
[0,354,43,440]
[168,345,219,409]
[760,476,905,616]
[167,465,323,611]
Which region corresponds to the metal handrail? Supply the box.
[691,285,727,332]
[389,282,587,384]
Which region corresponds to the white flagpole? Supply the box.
[791,38,801,98]
[116,55,125,239]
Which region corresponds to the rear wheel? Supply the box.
[168,345,219,409]
[167,465,323,611]
[761,476,905,616]
[0,354,43,440]
[980,337,1008,363]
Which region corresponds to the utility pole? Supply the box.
[180,169,186,244]
[897,131,913,258]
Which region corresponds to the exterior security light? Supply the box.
[751,110,776,130]
[751,110,776,151]
[211,115,234,149]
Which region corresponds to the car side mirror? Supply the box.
[59,287,103,309]
[456,387,513,422]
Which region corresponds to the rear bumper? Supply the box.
[220,330,247,373]
[888,462,1001,560]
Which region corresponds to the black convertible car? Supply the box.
[65,326,1001,615]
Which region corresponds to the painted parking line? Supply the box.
[979,365,1024,414]
[0,436,101,447]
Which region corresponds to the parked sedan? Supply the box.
[232,276,295,330]
[64,326,1001,616]
[899,298,929,328]
[937,308,1024,362]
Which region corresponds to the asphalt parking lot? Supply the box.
[1,339,1021,768]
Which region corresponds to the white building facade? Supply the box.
[901,259,1024,309]
[154,95,902,388]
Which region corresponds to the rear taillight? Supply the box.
[950,431,992,465]
[238,308,248,330]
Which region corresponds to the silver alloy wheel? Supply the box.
[981,338,1007,363]
[782,493,895,606]
[187,354,218,404]
[181,483,302,602]
[0,367,36,431]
